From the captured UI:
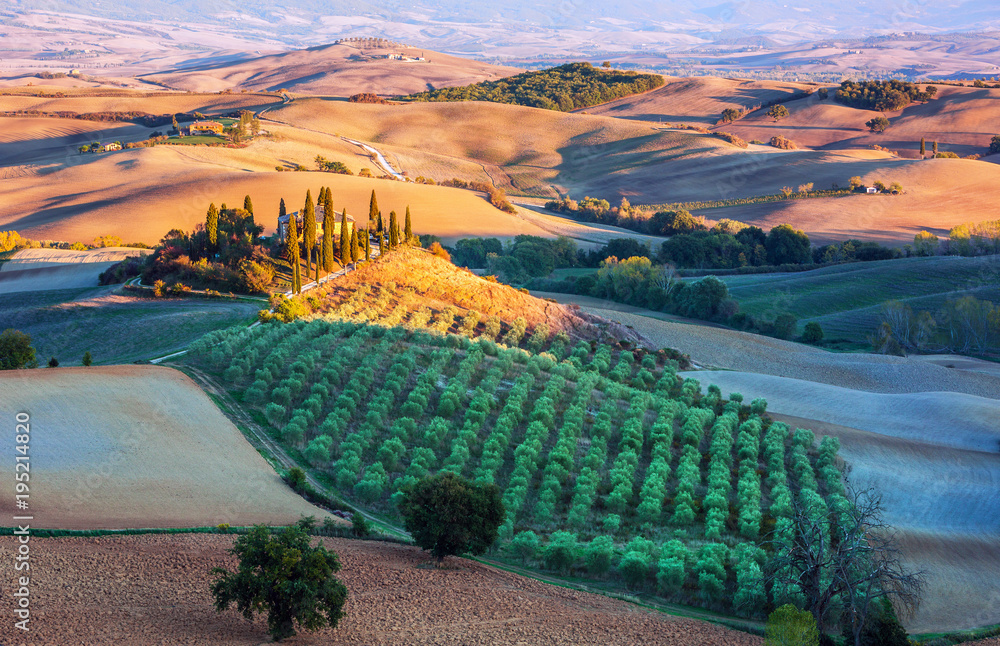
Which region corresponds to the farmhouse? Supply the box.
[103,142,121,152]
[189,120,224,135]
[866,187,879,194]
[277,205,354,244]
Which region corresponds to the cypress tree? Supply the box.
[302,190,316,275]
[388,210,398,249]
[919,137,926,156]
[364,229,371,262]
[206,202,219,258]
[322,196,334,272]
[404,205,412,243]
[350,227,359,263]
[340,208,350,263]
[933,141,938,155]
[285,208,301,293]
[377,211,383,234]
[243,194,253,216]
[368,190,379,226]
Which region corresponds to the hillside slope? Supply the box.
[143,42,522,96]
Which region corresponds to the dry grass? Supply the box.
[0,91,282,116]
[0,365,331,529]
[0,533,763,645]
[0,247,147,293]
[143,43,522,95]
[307,247,648,347]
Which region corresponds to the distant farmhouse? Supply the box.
[277,205,354,244]
[103,142,121,152]
[383,53,426,62]
[866,187,879,194]
[190,120,224,135]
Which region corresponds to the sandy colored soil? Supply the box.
[0,117,155,168]
[0,92,283,117]
[0,247,146,293]
[0,534,762,646]
[0,142,550,245]
[584,76,819,125]
[538,295,1000,399]
[144,43,522,96]
[0,365,332,529]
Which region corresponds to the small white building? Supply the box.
[866,187,879,194]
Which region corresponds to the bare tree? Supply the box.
[765,485,923,645]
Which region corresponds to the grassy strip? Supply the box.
[914,623,1000,646]
[640,188,855,213]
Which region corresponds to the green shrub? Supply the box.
[802,322,824,344]
[766,604,819,646]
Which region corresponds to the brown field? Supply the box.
[0,365,332,529]
[584,76,820,125]
[305,247,647,347]
[0,247,147,294]
[0,117,156,168]
[720,84,1000,158]
[0,140,549,245]
[0,91,283,116]
[144,42,522,96]
[0,534,761,646]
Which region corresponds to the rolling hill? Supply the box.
[143,42,522,96]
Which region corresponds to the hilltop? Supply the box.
[142,41,523,96]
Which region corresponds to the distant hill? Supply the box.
[142,41,522,96]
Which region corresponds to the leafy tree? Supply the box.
[543,530,578,573]
[509,530,540,563]
[913,231,939,256]
[619,550,651,589]
[720,107,742,123]
[766,224,811,265]
[990,135,1000,156]
[865,116,890,133]
[646,209,705,236]
[206,203,219,249]
[398,472,505,565]
[82,351,92,367]
[351,512,371,537]
[286,467,307,492]
[210,525,347,641]
[802,322,824,344]
[767,104,790,121]
[844,597,910,646]
[765,604,819,646]
[848,176,863,191]
[0,329,37,369]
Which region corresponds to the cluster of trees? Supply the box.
[835,80,937,111]
[0,329,94,370]
[404,62,664,112]
[348,93,388,104]
[313,156,353,174]
[874,297,999,355]
[918,218,1000,256]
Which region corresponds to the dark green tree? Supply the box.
[285,206,301,293]
[388,210,399,248]
[989,135,1000,155]
[47,356,59,368]
[82,351,92,367]
[302,191,316,275]
[765,604,818,646]
[243,194,253,216]
[364,229,371,262]
[802,322,824,344]
[210,525,348,642]
[368,190,379,226]
[404,206,413,242]
[866,116,890,133]
[339,209,350,263]
[0,329,37,370]
[919,137,926,156]
[766,224,811,265]
[767,104,790,121]
[720,107,742,124]
[350,227,359,263]
[206,203,219,250]
[932,141,938,155]
[322,191,334,272]
[398,472,505,565]
[376,211,384,235]
[844,598,910,646]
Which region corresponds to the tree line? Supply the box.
[834,80,937,111]
[404,62,664,112]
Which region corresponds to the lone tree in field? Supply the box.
[765,486,923,646]
[767,104,790,121]
[211,524,347,642]
[0,329,37,370]
[82,351,92,366]
[302,190,316,275]
[206,203,219,250]
[398,472,505,565]
[720,107,742,124]
[990,135,1000,156]
[866,116,890,133]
